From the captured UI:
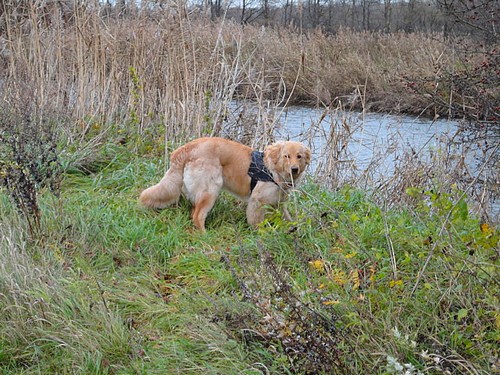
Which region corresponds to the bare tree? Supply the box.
[384,0,392,32]
[210,0,222,19]
[262,0,270,24]
[283,0,294,25]
[436,0,499,43]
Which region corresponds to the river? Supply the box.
[278,107,459,173]
[267,105,498,220]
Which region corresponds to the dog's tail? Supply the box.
[139,149,186,209]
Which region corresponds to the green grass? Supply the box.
[0,144,498,374]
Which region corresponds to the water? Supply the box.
[277,106,460,173]
[271,105,498,220]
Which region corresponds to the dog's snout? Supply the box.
[291,166,299,174]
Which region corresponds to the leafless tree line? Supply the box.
[1,0,497,43]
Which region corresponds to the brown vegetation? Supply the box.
[0,2,497,143]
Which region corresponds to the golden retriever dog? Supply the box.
[139,137,311,231]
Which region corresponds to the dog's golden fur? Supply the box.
[139,137,311,231]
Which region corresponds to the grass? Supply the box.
[0,3,497,373]
[0,143,497,374]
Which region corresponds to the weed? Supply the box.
[0,6,497,371]
[0,103,61,236]
[222,247,351,374]
[2,4,494,139]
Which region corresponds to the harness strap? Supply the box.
[248,151,277,192]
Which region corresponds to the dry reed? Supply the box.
[1,4,466,143]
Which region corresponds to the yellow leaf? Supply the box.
[332,269,347,286]
[389,279,404,288]
[345,251,358,259]
[350,269,360,290]
[322,300,340,306]
[369,265,376,284]
[480,223,494,236]
[309,260,325,273]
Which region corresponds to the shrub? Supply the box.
[0,102,61,235]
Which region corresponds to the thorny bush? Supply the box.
[0,104,61,234]
[220,243,356,374]
[404,43,499,124]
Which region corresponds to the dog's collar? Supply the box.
[248,151,278,192]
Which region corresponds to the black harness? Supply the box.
[248,151,278,192]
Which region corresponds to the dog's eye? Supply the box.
[284,154,290,159]
[297,155,302,159]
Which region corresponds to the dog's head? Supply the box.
[264,141,311,186]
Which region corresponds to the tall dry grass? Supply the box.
[1,3,464,143]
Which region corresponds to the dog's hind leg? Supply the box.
[184,163,223,231]
[191,192,219,231]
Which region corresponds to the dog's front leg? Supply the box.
[246,182,281,227]
[281,204,292,221]
[246,197,266,226]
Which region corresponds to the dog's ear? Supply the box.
[303,146,312,165]
[264,142,283,170]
